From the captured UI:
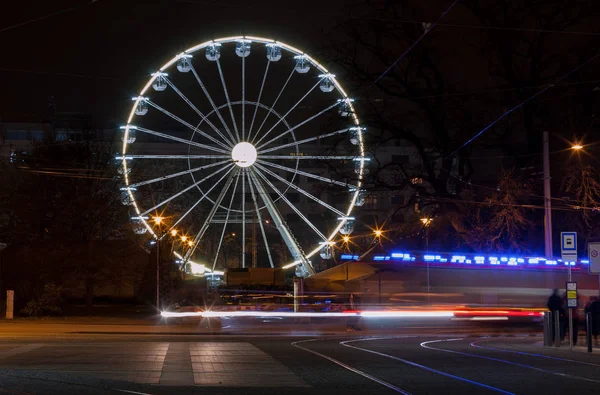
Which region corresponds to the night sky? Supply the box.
[1,0,372,122]
[2,1,600,144]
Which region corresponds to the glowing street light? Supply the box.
[188,240,194,247]
[181,235,188,242]
[374,229,383,238]
[420,217,434,301]
[152,215,165,310]
[571,144,583,150]
[342,235,350,243]
[170,229,178,237]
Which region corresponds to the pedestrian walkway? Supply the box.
[0,342,308,387]
[189,342,307,386]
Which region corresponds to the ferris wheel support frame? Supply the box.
[248,170,314,275]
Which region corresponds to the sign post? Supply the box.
[561,232,577,350]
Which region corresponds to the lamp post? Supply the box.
[543,136,583,349]
[153,216,164,311]
[421,217,433,303]
[543,131,553,258]
[543,131,583,258]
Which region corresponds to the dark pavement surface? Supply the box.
[0,320,598,395]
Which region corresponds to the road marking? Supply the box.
[470,338,600,367]
[159,343,194,386]
[0,344,44,359]
[291,339,412,394]
[113,390,154,395]
[421,338,600,384]
[342,337,514,395]
[191,342,307,387]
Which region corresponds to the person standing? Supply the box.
[589,295,600,346]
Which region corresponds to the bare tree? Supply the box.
[563,164,600,225]
[463,169,533,252]
[323,0,600,251]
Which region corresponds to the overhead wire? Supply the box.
[0,1,98,34]
[447,50,600,158]
[358,0,460,97]
[360,78,600,102]
[174,0,600,37]
[425,195,599,213]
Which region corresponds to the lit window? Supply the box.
[365,195,378,209]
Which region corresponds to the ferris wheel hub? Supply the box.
[232,142,257,168]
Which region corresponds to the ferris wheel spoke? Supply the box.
[246,171,275,268]
[257,102,342,151]
[185,170,237,260]
[253,167,328,242]
[251,67,295,145]
[258,127,351,154]
[140,164,234,217]
[163,77,234,148]
[254,163,345,217]
[241,169,246,268]
[117,154,230,160]
[253,77,325,147]
[247,170,314,275]
[246,60,270,142]
[256,160,356,189]
[216,59,241,142]
[189,64,237,144]
[143,101,230,151]
[128,159,230,188]
[260,155,357,160]
[169,167,236,232]
[131,124,229,154]
[212,170,241,271]
[242,54,246,141]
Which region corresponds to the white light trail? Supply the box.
[161,310,454,319]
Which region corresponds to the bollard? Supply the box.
[5,290,13,320]
[587,312,593,353]
[543,312,551,346]
[554,310,561,347]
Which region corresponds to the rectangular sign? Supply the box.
[566,281,577,308]
[589,242,600,274]
[561,232,577,262]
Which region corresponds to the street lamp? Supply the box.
[543,136,585,351]
[152,216,164,311]
[543,132,585,258]
[420,217,433,249]
[421,217,433,302]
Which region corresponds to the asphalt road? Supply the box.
[0,325,598,395]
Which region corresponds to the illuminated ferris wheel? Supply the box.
[118,36,367,277]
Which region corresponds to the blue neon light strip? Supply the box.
[384,251,587,270]
[340,254,359,260]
